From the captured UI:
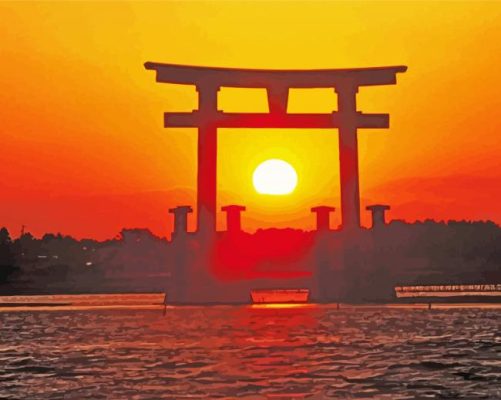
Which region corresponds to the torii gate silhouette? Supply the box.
[145,62,406,233]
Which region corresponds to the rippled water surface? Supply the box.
[1,300,500,399]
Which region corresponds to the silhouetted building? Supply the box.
[221,205,246,233]
[169,206,193,238]
[366,204,391,229]
[311,206,335,231]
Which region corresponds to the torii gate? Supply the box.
[145,62,406,233]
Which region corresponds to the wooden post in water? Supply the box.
[163,293,168,316]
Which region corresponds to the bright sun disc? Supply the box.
[252,159,298,195]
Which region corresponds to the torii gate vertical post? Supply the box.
[144,63,406,233]
[336,82,361,230]
[196,84,219,233]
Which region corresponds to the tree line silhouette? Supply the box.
[0,220,499,300]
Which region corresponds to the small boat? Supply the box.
[250,289,310,304]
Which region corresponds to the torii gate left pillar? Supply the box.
[196,84,219,234]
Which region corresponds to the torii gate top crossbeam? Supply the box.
[144,62,407,88]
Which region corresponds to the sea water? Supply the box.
[1,295,500,399]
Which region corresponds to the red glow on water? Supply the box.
[213,229,315,280]
[250,303,316,309]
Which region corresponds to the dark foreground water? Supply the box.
[1,301,500,399]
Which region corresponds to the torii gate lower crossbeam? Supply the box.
[145,63,406,233]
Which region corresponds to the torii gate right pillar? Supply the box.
[336,83,361,230]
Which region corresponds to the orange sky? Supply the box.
[0,1,500,239]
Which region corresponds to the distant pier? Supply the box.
[395,284,501,298]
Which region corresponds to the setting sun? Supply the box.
[252,159,298,196]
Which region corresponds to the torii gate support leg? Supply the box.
[336,84,361,230]
[196,85,219,234]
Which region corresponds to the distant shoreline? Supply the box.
[1,293,501,310]
[0,302,72,307]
